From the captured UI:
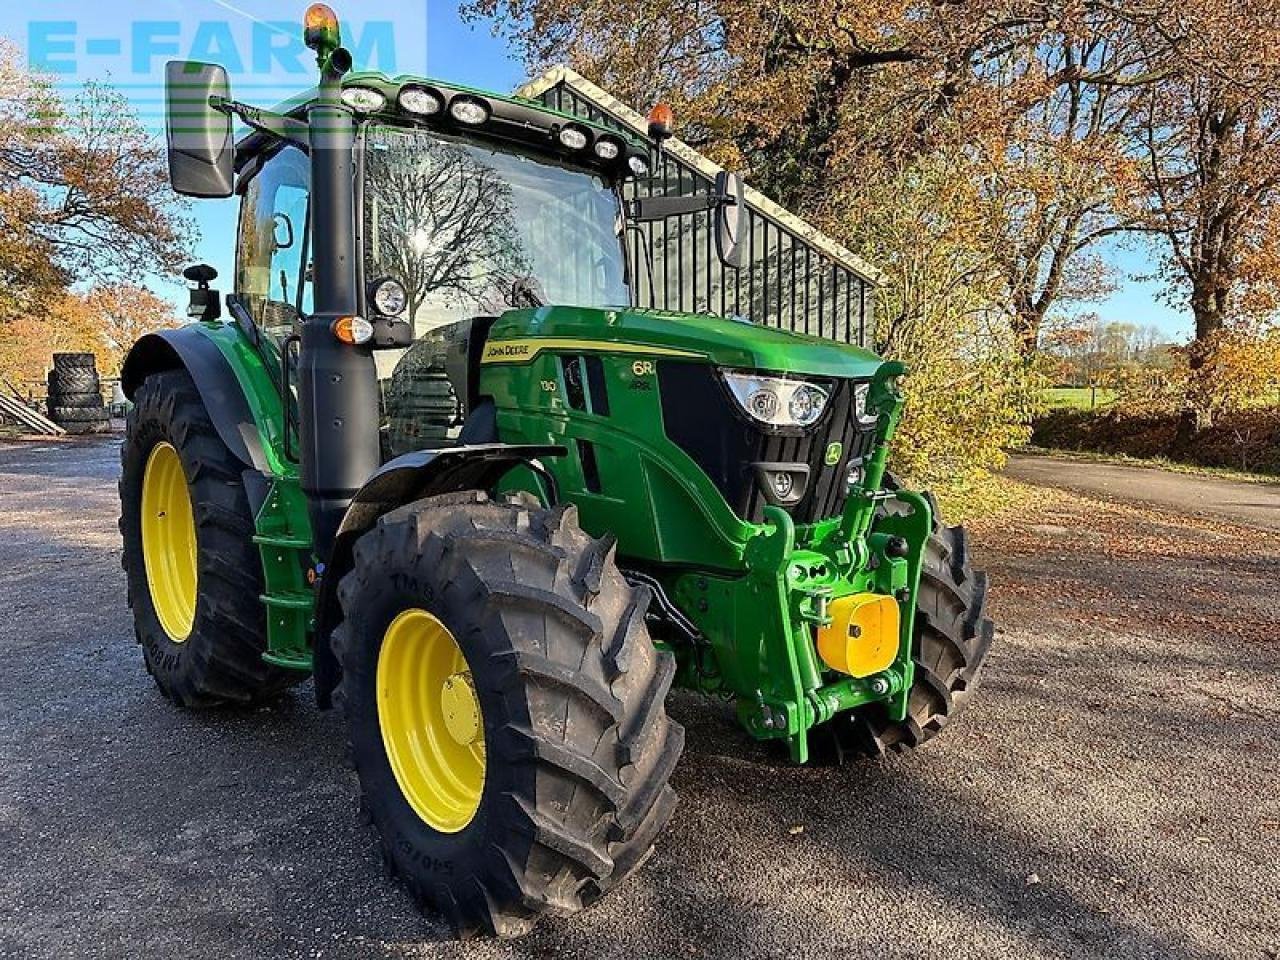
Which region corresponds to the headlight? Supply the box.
[341,86,386,113]
[788,384,826,424]
[399,86,442,116]
[558,126,589,150]
[853,382,878,426]
[594,138,622,160]
[369,277,408,316]
[449,97,489,125]
[628,155,651,177]
[845,458,865,490]
[722,371,830,428]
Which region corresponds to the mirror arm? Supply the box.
[210,97,310,151]
[627,193,736,222]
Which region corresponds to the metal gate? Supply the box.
[518,68,881,349]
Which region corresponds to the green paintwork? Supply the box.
[484,306,884,378]
[479,306,931,761]
[253,476,315,671]
[175,301,932,760]
[184,321,316,672]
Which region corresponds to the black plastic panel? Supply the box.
[657,362,876,524]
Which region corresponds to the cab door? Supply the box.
[234,145,313,349]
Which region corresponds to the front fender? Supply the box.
[312,443,565,707]
[121,326,280,474]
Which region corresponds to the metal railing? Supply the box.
[521,70,879,349]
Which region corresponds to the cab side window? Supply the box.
[236,146,312,344]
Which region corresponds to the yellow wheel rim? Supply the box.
[377,608,486,833]
[140,442,198,642]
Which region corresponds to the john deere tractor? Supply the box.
[119,4,994,938]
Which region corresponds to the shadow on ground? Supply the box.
[1,438,1275,960]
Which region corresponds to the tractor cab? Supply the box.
[178,55,745,465]
[358,120,632,457]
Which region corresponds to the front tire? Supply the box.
[334,491,683,938]
[119,369,300,707]
[822,506,995,760]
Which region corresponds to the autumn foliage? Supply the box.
[0,286,178,390]
[475,0,1280,481]
[0,42,190,389]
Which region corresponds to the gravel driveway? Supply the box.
[1,438,1275,960]
[1006,452,1280,532]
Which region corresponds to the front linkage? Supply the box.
[667,362,932,762]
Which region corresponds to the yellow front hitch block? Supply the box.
[816,593,901,678]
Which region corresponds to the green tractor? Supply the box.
[119,3,993,938]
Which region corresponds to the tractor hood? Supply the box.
[483,306,885,379]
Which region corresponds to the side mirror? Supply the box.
[714,172,747,269]
[183,264,222,322]
[165,61,234,199]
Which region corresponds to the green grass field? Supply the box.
[1043,386,1116,410]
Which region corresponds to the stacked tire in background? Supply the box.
[47,353,110,435]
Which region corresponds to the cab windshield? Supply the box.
[362,125,629,335]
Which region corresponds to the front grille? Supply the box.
[658,362,877,524]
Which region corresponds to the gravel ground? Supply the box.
[0,438,1276,960]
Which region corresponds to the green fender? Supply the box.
[121,322,292,477]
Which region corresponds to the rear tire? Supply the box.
[53,352,95,374]
[334,491,683,937]
[821,508,994,760]
[119,369,300,707]
[49,368,101,394]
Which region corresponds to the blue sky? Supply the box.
[5,1,1191,340]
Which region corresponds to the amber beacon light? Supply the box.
[304,3,342,56]
[647,102,674,141]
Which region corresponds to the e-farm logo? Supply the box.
[20,3,427,131]
[27,19,398,77]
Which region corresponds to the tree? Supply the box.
[1112,6,1280,442]
[82,285,178,376]
[838,150,1040,484]
[472,1,1147,351]
[0,285,176,386]
[979,18,1153,357]
[0,44,191,387]
[0,43,194,314]
[363,130,530,334]
[1137,75,1280,435]
[1040,311,1177,390]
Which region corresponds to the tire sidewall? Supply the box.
[342,560,535,890]
[121,404,204,690]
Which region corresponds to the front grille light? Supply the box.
[722,370,830,429]
[853,382,879,426]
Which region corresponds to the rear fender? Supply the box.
[312,443,565,708]
[121,327,276,474]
